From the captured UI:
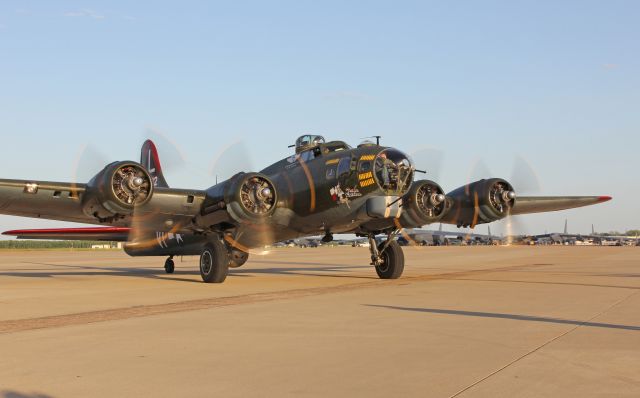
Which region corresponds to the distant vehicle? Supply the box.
[351,239,371,248]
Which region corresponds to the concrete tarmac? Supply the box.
[0,246,638,397]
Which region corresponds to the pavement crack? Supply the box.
[447,289,640,398]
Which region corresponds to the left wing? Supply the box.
[3,227,131,241]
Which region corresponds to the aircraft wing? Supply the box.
[0,178,207,232]
[0,179,97,225]
[3,227,131,241]
[510,196,611,216]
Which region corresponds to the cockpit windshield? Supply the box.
[374,149,414,195]
[295,135,325,154]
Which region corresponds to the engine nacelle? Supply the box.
[82,161,154,220]
[440,178,516,228]
[397,180,449,228]
[202,172,277,225]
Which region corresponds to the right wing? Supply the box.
[0,179,97,225]
[0,178,207,232]
[1,140,209,237]
[510,196,612,216]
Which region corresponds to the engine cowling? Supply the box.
[82,161,154,220]
[397,180,449,228]
[202,172,277,224]
[440,178,516,227]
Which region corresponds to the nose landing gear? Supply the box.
[367,232,405,279]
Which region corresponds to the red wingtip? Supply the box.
[598,196,612,203]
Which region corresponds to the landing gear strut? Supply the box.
[368,232,405,279]
[164,256,175,274]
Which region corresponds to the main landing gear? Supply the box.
[368,233,405,279]
[199,238,230,283]
[164,256,175,274]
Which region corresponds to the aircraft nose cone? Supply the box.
[261,187,272,198]
[132,177,144,187]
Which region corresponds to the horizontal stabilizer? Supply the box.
[510,196,611,216]
[2,227,131,241]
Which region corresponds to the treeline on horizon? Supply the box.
[0,240,119,249]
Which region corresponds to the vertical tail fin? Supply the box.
[564,219,568,235]
[141,140,169,188]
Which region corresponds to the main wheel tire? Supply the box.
[164,258,175,274]
[229,249,249,268]
[200,239,230,283]
[375,240,405,279]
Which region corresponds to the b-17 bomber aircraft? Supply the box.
[0,135,612,283]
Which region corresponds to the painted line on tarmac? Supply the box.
[0,263,543,335]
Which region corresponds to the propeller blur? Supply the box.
[0,135,612,283]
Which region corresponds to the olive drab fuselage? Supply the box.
[126,139,415,256]
[252,140,413,247]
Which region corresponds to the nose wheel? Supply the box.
[164,256,175,274]
[368,233,405,279]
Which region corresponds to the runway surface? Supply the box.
[0,246,639,397]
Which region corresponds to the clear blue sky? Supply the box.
[0,1,638,236]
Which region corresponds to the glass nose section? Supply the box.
[374,149,414,195]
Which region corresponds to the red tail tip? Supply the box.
[598,196,612,202]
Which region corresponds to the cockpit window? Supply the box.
[324,142,349,153]
[295,135,325,154]
[298,150,315,163]
[374,149,414,195]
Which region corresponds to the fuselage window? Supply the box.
[326,167,336,179]
[337,157,351,179]
[359,161,371,172]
